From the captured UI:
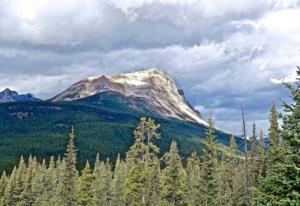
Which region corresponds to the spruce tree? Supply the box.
[124,117,161,206]
[52,128,78,206]
[254,67,300,205]
[217,135,240,206]
[124,159,147,206]
[250,122,258,186]
[18,157,35,206]
[62,127,78,206]
[5,156,27,205]
[53,158,67,205]
[36,157,57,205]
[268,101,280,149]
[0,171,8,205]
[265,101,282,176]
[75,161,94,206]
[186,152,201,206]
[4,167,18,206]
[126,117,161,164]
[48,156,60,206]
[31,160,47,206]
[144,156,161,206]
[200,115,219,206]
[227,135,245,206]
[160,141,186,206]
[14,156,26,204]
[257,130,266,179]
[110,154,126,206]
[93,154,112,206]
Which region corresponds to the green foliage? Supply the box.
[200,115,219,206]
[217,135,245,206]
[1,81,298,206]
[75,161,94,206]
[125,117,161,206]
[110,154,126,206]
[93,154,112,206]
[268,101,280,149]
[160,141,187,206]
[254,67,300,205]
[186,152,201,206]
[0,171,8,205]
[61,127,78,206]
[0,92,238,173]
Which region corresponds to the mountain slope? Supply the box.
[0,88,41,103]
[0,92,243,172]
[52,68,208,125]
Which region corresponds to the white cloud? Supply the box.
[0,0,299,133]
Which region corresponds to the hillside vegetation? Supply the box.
[0,92,238,172]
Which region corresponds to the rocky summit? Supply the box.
[51,68,207,125]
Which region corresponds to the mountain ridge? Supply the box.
[0,69,243,172]
[0,91,241,172]
[0,88,41,103]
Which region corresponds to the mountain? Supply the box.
[0,69,244,172]
[52,68,207,125]
[0,88,40,103]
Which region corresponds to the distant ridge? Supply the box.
[0,88,41,103]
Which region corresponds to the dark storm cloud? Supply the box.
[0,0,300,134]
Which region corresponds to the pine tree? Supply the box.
[75,161,94,206]
[254,67,300,205]
[31,160,47,206]
[5,156,27,205]
[257,130,266,179]
[62,127,78,206]
[126,117,161,164]
[110,154,126,206]
[53,158,67,205]
[217,135,241,206]
[51,128,78,206]
[45,156,57,202]
[269,101,280,149]
[265,101,282,176]
[0,171,8,205]
[4,167,18,206]
[144,156,161,206]
[18,156,35,206]
[227,135,245,206]
[93,154,112,206]
[186,152,201,206]
[124,117,161,206]
[160,141,186,206]
[47,156,60,206]
[250,122,258,186]
[20,155,38,206]
[15,156,26,204]
[200,115,219,206]
[124,159,147,206]
[35,157,57,206]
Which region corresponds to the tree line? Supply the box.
[0,68,299,206]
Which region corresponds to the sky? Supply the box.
[0,0,300,135]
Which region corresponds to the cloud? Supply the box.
[0,0,299,134]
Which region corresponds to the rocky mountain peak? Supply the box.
[0,88,40,103]
[52,68,208,125]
